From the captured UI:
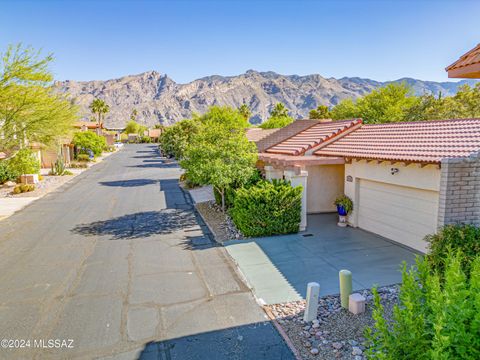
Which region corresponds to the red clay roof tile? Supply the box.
[314,118,480,163]
[266,119,362,156]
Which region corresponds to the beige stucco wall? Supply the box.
[306,164,344,213]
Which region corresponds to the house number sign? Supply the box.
[346,175,353,182]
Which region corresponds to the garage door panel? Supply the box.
[358,180,438,253]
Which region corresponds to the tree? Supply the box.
[73,131,107,156]
[89,98,109,126]
[180,107,257,211]
[0,44,78,150]
[309,105,331,119]
[159,119,200,159]
[270,102,289,118]
[238,103,251,122]
[124,120,140,134]
[259,115,293,129]
[330,83,420,123]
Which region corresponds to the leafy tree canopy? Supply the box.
[195,106,250,129]
[0,44,78,150]
[259,115,293,129]
[124,120,146,135]
[309,105,331,119]
[329,82,480,123]
[159,119,200,159]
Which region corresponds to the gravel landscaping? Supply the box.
[266,285,400,360]
[195,200,243,242]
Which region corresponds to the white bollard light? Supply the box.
[303,282,320,322]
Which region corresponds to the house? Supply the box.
[446,43,480,78]
[257,118,480,253]
[146,128,163,142]
[74,121,103,135]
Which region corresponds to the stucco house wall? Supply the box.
[306,164,344,213]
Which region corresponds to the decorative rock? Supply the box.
[355,356,363,360]
[332,342,343,350]
[3,181,16,187]
[304,341,312,348]
[352,346,363,356]
[310,348,319,355]
[312,323,320,328]
[349,339,358,346]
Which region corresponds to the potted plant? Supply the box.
[334,195,353,227]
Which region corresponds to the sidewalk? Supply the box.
[0,197,40,220]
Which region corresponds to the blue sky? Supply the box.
[1,0,479,83]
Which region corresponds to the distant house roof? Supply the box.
[314,118,480,164]
[265,119,362,156]
[74,121,103,129]
[446,44,480,78]
[245,128,279,142]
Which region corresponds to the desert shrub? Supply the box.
[13,184,35,194]
[73,131,107,156]
[77,154,91,162]
[0,160,18,183]
[7,149,40,175]
[69,162,88,169]
[139,135,152,143]
[426,224,480,276]
[63,170,73,175]
[229,179,302,237]
[365,252,480,359]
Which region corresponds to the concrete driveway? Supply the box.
[0,144,294,359]
[225,214,418,305]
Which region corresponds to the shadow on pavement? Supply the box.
[71,210,197,240]
[138,321,295,360]
[99,179,158,187]
[127,162,178,169]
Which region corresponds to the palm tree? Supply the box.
[89,99,110,127]
[270,103,289,118]
[238,103,251,121]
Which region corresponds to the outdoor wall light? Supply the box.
[391,168,399,175]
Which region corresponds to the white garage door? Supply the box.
[358,180,439,253]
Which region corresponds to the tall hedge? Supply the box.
[230,179,302,237]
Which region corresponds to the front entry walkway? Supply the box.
[225,214,418,305]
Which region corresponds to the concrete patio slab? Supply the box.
[225,213,418,304]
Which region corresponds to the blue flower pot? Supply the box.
[337,205,347,216]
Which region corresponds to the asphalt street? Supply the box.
[0,144,294,359]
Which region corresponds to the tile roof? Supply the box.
[446,44,480,78]
[314,118,480,163]
[246,128,279,143]
[74,121,102,129]
[265,119,362,156]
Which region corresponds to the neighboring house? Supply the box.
[258,118,480,253]
[446,43,480,78]
[74,121,104,135]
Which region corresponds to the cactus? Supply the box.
[50,158,66,175]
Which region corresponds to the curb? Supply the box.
[263,306,303,360]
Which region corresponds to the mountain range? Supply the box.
[56,70,478,127]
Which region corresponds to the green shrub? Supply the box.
[73,131,107,156]
[229,179,302,237]
[0,160,18,183]
[365,252,480,359]
[7,149,40,175]
[13,184,35,194]
[426,224,480,276]
[213,170,262,209]
[77,154,91,162]
[160,119,200,159]
[69,162,88,169]
[139,135,152,143]
[63,170,73,175]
